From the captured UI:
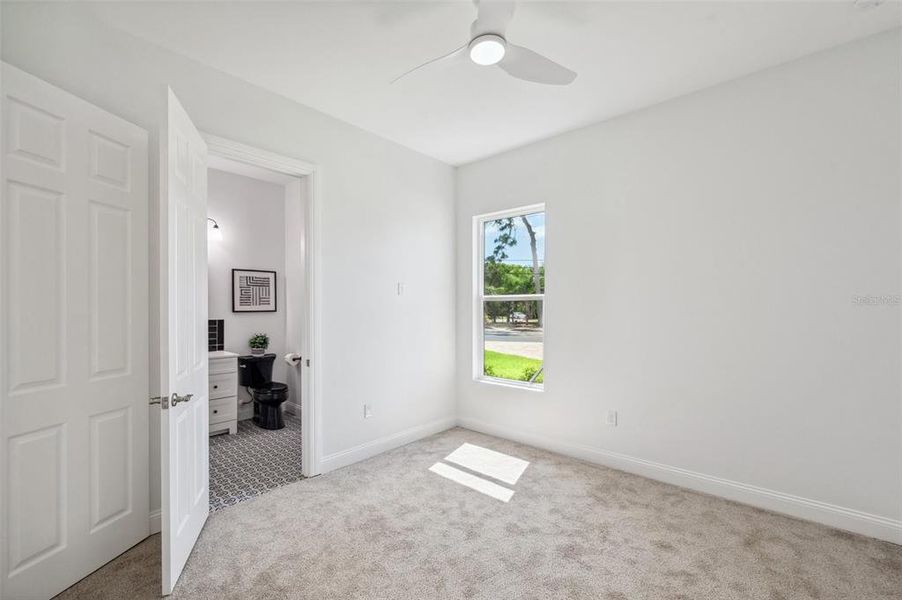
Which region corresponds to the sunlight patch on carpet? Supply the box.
[429,462,515,502]
[444,442,529,485]
[428,443,529,502]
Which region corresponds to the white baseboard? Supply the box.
[320,416,457,473]
[457,416,902,545]
[149,509,161,535]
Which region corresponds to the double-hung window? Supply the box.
[476,205,545,389]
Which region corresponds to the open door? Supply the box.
[1,62,150,600]
[159,88,209,595]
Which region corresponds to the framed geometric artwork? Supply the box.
[232,269,277,312]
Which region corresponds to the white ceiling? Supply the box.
[92,1,902,165]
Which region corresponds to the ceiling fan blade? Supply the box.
[471,0,516,37]
[391,44,467,84]
[498,44,577,86]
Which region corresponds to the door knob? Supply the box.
[171,393,194,406]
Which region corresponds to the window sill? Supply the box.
[474,376,544,392]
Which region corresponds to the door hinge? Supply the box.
[150,395,170,409]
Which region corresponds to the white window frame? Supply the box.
[473,203,545,391]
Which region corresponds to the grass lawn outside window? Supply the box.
[483,350,545,384]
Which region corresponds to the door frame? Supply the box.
[201,133,322,477]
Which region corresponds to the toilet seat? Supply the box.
[251,382,287,392]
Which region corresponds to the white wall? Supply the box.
[456,30,902,542]
[1,2,457,515]
[208,168,288,420]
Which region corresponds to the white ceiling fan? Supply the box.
[392,0,577,86]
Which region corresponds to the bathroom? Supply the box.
[206,155,307,511]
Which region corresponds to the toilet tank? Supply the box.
[237,353,276,388]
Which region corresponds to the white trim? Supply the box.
[475,377,545,392]
[457,416,902,545]
[202,133,323,478]
[320,417,457,473]
[472,214,482,381]
[202,135,313,178]
[476,203,546,222]
[149,510,162,535]
[484,294,543,302]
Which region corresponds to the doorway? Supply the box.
[205,157,302,509]
[203,137,320,510]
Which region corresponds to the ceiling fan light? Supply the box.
[469,34,506,66]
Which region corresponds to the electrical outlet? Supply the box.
[397,282,406,296]
[364,404,374,419]
[606,410,618,427]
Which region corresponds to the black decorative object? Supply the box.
[208,319,224,351]
[232,269,277,312]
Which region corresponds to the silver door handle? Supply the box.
[171,393,194,406]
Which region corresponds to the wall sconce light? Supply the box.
[207,217,222,242]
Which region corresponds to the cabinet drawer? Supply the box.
[209,397,237,424]
[209,372,237,399]
[209,358,237,375]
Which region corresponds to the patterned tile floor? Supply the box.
[209,413,304,511]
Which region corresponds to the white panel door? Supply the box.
[160,88,209,596]
[0,63,149,599]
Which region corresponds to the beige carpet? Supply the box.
[56,427,901,599]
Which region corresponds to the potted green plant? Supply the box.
[248,333,269,356]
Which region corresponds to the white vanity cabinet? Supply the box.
[209,351,239,435]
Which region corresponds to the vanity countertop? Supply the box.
[209,350,239,360]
